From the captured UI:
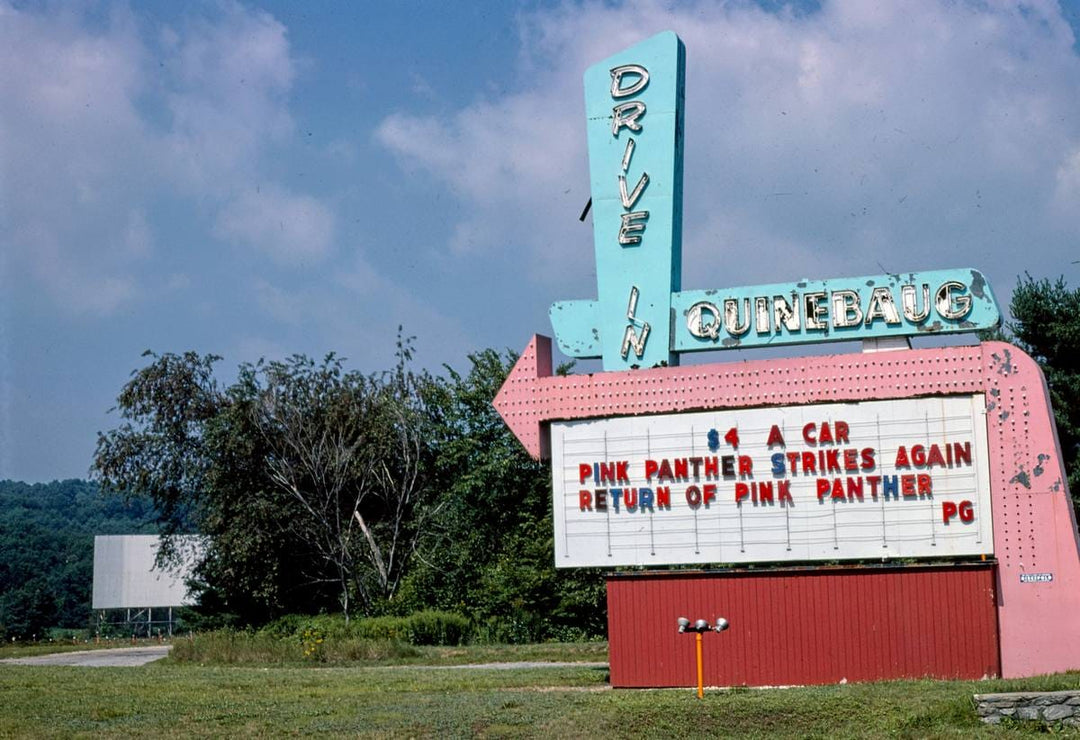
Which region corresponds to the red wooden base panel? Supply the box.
[607,565,1000,688]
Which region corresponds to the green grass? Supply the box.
[1,646,1078,737]
[169,632,608,666]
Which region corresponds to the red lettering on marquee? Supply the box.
[861,448,876,470]
[918,474,932,496]
[766,425,785,447]
[847,477,864,501]
[831,478,846,500]
[674,458,688,480]
[686,485,701,508]
[843,448,858,471]
[816,478,830,500]
[777,479,793,504]
[866,475,881,498]
[703,483,716,507]
[704,457,719,477]
[657,459,674,482]
[960,500,974,522]
[786,451,801,474]
[901,475,916,497]
[802,421,850,445]
[656,486,671,508]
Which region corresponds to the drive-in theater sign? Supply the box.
[495,32,1080,688]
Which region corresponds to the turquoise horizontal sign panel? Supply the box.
[672,268,1001,352]
[552,268,1001,359]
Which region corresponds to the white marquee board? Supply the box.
[552,395,993,568]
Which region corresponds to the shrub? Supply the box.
[169,630,423,664]
[170,630,299,664]
[253,610,470,647]
[300,626,326,661]
[348,615,408,642]
[257,614,307,640]
[473,613,545,645]
[405,610,469,646]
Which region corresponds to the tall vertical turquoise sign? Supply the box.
[549,32,1000,367]
[550,31,685,370]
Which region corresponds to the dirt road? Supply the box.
[0,645,171,667]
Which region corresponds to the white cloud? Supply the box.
[0,2,150,315]
[1054,146,1080,200]
[0,1,335,316]
[215,187,335,265]
[239,256,473,371]
[377,0,1080,302]
[375,70,588,275]
[159,3,296,193]
[250,276,305,326]
[123,210,154,258]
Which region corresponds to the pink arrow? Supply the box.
[494,334,990,460]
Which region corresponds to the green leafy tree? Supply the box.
[93,340,436,625]
[1001,275,1080,506]
[94,342,605,636]
[398,349,606,641]
[0,584,54,641]
[0,479,156,639]
[245,348,435,618]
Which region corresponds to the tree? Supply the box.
[93,340,437,624]
[247,347,435,618]
[397,348,607,641]
[0,480,158,639]
[1002,275,1080,508]
[93,341,607,635]
[93,351,220,552]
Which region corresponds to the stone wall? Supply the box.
[974,691,1080,726]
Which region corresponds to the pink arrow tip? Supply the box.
[493,335,552,460]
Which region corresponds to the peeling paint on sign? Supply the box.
[1010,469,1032,489]
[992,348,1014,376]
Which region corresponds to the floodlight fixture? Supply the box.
[676,613,732,699]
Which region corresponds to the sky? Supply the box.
[2,0,1080,483]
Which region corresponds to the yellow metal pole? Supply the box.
[696,632,704,699]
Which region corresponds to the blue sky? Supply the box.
[3,0,1080,482]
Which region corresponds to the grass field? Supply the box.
[2,644,1079,737]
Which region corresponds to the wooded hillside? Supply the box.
[0,479,156,639]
